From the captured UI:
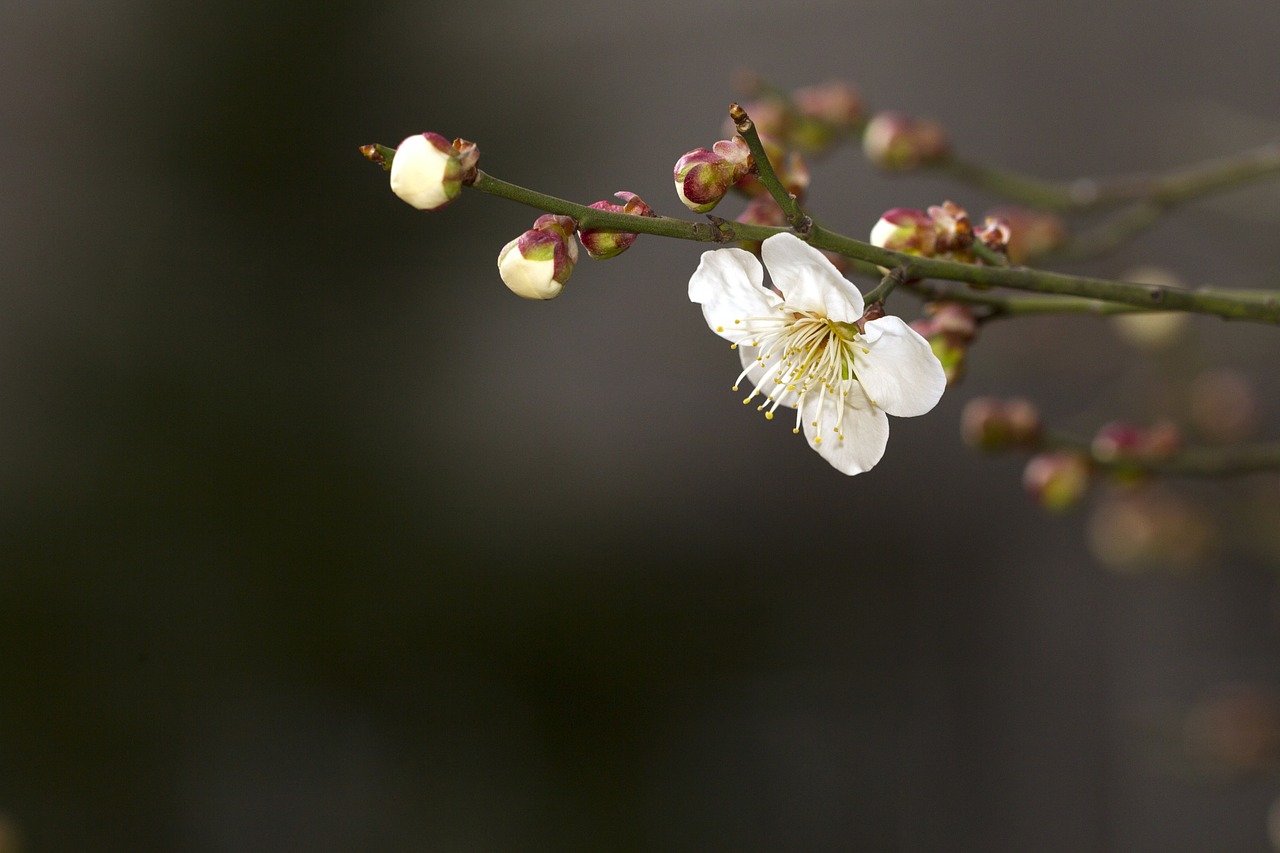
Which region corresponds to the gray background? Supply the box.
[3,1,1280,850]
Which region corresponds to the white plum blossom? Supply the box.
[689,232,946,475]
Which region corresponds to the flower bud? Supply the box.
[1087,487,1215,571]
[389,132,479,211]
[789,80,865,153]
[1189,369,1259,443]
[975,216,1011,255]
[910,303,979,386]
[1091,420,1182,464]
[577,192,654,259]
[961,396,1043,452]
[870,208,938,256]
[862,111,949,171]
[927,201,974,257]
[985,206,1067,264]
[673,136,751,213]
[734,195,789,255]
[1023,451,1092,512]
[497,214,578,300]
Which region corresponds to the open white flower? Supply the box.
[689,232,946,474]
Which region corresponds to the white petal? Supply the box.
[853,316,945,417]
[760,233,864,322]
[498,243,561,300]
[389,135,452,210]
[688,247,782,340]
[800,383,888,475]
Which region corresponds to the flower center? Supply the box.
[729,309,864,442]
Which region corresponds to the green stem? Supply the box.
[730,103,811,233]
[863,267,909,305]
[1043,433,1280,478]
[935,141,1280,213]
[465,169,1280,325]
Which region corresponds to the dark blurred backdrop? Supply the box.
[3,1,1280,850]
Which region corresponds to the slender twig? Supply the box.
[460,169,1280,324]
[936,141,1280,213]
[863,266,912,305]
[1042,433,1280,478]
[729,103,811,234]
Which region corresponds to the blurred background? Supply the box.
[3,1,1280,850]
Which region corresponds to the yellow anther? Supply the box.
[815,436,823,444]
[742,398,752,405]
[731,385,739,391]
[792,428,800,434]
[730,344,737,350]
[765,411,774,420]
[733,319,741,324]
[716,325,724,332]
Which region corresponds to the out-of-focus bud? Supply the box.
[862,111,949,171]
[1091,420,1182,464]
[673,136,752,213]
[497,214,578,300]
[910,303,978,385]
[1087,486,1215,571]
[985,206,1067,264]
[870,208,938,256]
[731,138,809,201]
[1023,450,1092,512]
[960,396,1043,451]
[927,201,974,257]
[734,195,789,255]
[975,216,1011,255]
[789,80,865,153]
[576,192,655,260]
[1185,686,1280,777]
[388,133,479,211]
[1189,369,1260,444]
[723,98,793,147]
[1110,266,1190,350]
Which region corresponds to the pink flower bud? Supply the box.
[862,111,949,171]
[389,133,479,211]
[911,303,978,386]
[673,136,751,213]
[497,214,578,300]
[961,396,1043,451]
[1091,420,1182,464]
[985,206,1067,264]
[1023,451,1092,512]
[870,208,938,256]
[577,192,654,259]
[791,80,865,130]
[975,216,1012,254]
[927,201,974,256]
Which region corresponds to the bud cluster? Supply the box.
[960,396,1043,452]
[729,77,866,154]
[862,111,949,171]
[910,302,979,385]
[871,201,1010,263]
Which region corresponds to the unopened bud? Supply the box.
[1189,369,1260,444]
[577,192,654,260]
[673,136,751,213]
[388,132,478,211]
[870,208,938,256]
[961,396,1043,451]
[1023,451,1092,512]
[1088,487,1215,571]
[927,201,974,256]
[975,216,1012,254]
[1092,420,1182,464]
[985,206,1067,264]
[789,80,865,153]
[862,111,949,171]
[911,303,979,386]
[497,214,578,300]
